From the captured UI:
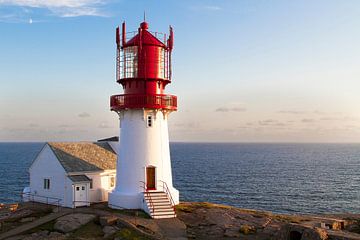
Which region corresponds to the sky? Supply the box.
[1,0,360,143]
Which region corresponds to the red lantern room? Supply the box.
[110,21,177,111]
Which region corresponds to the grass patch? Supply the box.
[27,220,56,233]
[28,208,53,218]
[66,220,103,239]
[271,214,309,223]
[176,202,232,213]
[175,204,193,213]
[114,228,150,240]
[103,207,150,219]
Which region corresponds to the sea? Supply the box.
[1,142,360,214]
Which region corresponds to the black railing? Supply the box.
[22,193,62,209]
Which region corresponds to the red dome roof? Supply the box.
[124,22,165,48]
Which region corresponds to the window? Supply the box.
[89,179,93,189]
[123,46,138,78]
[76,186,80,191]
[43,179,50,189]
[147,115,153,127]
[110,176,115,188]
[82,186,85,191]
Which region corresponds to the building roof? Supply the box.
[48,142,117,173]
[97,136,119,142]
[125,28,166,47]
[68,175,91,183]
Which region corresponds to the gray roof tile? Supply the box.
[48,142,117,173]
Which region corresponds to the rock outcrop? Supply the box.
[53,213,96,233]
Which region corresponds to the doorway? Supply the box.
[146,166,156,190]
[74,183,89,207]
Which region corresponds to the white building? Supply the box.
[25,142,117,208]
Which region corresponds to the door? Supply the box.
[146,166,156,190]
[74,184,88,207]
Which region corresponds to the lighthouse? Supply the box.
[108,20,179,218]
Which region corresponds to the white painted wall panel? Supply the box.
[29,145,67,206]
[109,109,179,209]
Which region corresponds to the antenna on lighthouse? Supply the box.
[143,11,146,22]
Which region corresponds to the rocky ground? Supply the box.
[1,202,360,239]
[176,202,360,240]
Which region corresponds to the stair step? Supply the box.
[144,191,166,194]
[151,214,176,218]
[144,197,169,201]
[143,191,176,219]
[150,208,175,213]
[147,199,170,203]
[148,204,172,209]
[147,200,171,204]
[153,215,176,219]
[151,212,176,217]
[148,203,172,207]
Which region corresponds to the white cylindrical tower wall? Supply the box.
[109,109,179,209]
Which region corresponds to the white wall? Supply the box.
[109,109,179,209]
[85,171,116,202]
[29,145,69,207]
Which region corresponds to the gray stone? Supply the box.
[48,231,65,239]
[54,213,96,233]
[20,217,36,223]
[38,230,49,237]
[273,223,328,240]
[103,225,118,238]
[224,228,240,238]
[99,215,118,226]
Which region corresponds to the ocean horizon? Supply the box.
[1,142,360,214]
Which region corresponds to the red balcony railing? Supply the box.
[110,94,177,111]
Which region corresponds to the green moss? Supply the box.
[175,204,193,213]
[114,228,150,240]
[66,220,103,239]
[177,202,232,213]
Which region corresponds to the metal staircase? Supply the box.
[141,181,176,219]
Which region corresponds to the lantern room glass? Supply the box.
[123,46,138,78]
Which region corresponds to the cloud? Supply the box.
[277,110,306,114]
[173,122,200,130]
[204,5,222,11]
[98,122,112,129]
[58,124,72,128]
[258,119,288,127]
[319,117,341,121]
[78,112,91,118]
[0,0,108,19]
[190,5,222,12]
[302,118,315,123]
[215,107,246,112]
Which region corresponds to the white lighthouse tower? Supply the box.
[108,20,179,218]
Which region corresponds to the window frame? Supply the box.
[147,115,153,127]
[43,178,50,190]
[110,176,115,188]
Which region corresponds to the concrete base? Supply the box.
[108,191,141,209]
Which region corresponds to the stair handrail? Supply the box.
[159,180,176,216]
[140,181,155,215]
